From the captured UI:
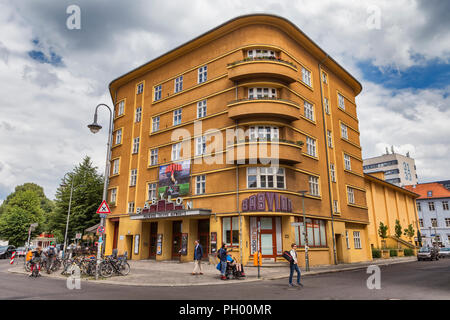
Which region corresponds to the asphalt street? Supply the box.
[0,258,449,300]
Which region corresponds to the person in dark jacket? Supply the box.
[217,244,228,280]
[192,240,204,275]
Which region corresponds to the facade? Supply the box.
[405,182,450,247]
[104,14,372,266]
[364,172,420,249]
[363,152,418,187]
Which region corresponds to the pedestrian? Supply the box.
[289,243,303,288]
[217,243,228,280]
[192,240,204,275]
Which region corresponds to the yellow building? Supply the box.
[365,172,420,250]
[104,14,372,266]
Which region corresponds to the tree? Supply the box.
[403,224,415,243]
[394,220,403,249]
[378,222,388,249]
[49,156,103,244]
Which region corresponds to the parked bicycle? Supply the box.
[100,254,130,277]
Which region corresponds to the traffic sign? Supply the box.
[75,233,82,239]
[99,213,108,219]
[97,225,105,235]
[96,200,111,214]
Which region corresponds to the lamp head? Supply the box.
[88,122,102,134]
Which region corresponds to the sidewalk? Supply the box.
[7,256,416,287]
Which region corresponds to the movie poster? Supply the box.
[158,160,191,198]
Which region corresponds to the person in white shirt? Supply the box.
[289,243,303,287]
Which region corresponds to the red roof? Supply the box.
[404,182,450,199]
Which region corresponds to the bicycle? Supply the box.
[100,254,130,278]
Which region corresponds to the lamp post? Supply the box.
[88,103,113,280]
[297,190,310,272]
[62,172,74,258]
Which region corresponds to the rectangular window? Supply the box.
[294,217,327,247]
[174,76,183,93]
[132,137,140,154]
[196,136,206,156]
[302,67,311,86]
[333,200,339,214]
[341,123,348,139]
[248,87,277,99]
[110,188,117,204]
[195,175,206,195]
[306,137,316,157]
[344,154,351,170]
[324,97,330,114]
[327,130,333,148]
[427,191,433,197]
[443,201,449,210]
[247,167,285,189]
[197,99,207,118]
[417,202,421,211]
[128,202,135,214]
[445,218,450,227]
[338,93,345,110]
[249,126,279,141]
[247,49,276,58]
[322,72,327,84]
[116,101,125,117]
[431,218,437,227]
[304,101,314,121]
[330,163,336,182]
[309,176,320,196]
[345,231,350,249]
[173,108,182,126]
[112,159,119,175]
[147,183,157,201]
[135,107,142,123]
[347,187,355,204]
[150,148,158,166]
[428,202,435,211]
[222,217,239,246]
[137,83,144,94]
[152,116,160,132]
[115,128,122,145]
[130,169,137,186]
[172,142,181,161]
[198,65,207,84]
[154,85,162,101]
[419,219,424,227]
[353,231,361,249]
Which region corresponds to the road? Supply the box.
[0,258,449,300]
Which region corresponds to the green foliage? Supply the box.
[390,249,398,257]
[417,230,422,247]
[404,248,414,256]
[378,222,388,239]
[372,248,381,258]
[403,224,415,240]
[394,220,403,239]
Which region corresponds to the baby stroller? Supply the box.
[225,255,246,280]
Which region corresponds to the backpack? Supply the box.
[282,250,293,263]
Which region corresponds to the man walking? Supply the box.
[217,244,228,280]
[192,240,204,275]
[289,243,303,287]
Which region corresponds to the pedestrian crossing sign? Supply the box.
[96,200,111,214]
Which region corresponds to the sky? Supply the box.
[0,0,449,202]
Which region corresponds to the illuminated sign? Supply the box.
[242,192,293,212]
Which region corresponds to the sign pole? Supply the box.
[95,200,111,280]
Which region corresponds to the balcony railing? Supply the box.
[227,56,297,69]
[228,97,300,107]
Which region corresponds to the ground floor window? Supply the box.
[353,231,361,249]
[293,217,327,247]
[223,217,239,247]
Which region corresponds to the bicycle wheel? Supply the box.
[25,261,31,272]
[119,262,130,276]
[100,262,113,278]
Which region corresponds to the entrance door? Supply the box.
[172,221,182,259]
[335,234,344,263]
[149,222,158,258]
[198,219,210,258]
[258,217,277,258]
[112,221,119,250]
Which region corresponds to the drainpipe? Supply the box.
[318,55,338,265]
[234,84,243,265]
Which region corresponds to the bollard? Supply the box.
[10,251,16,265]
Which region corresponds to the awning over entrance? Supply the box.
[129,209,212,220]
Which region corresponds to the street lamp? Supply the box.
[297,190,310,272]
[88,103,113,280]
[62,172,74,258]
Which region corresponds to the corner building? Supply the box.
[104,14,372,266]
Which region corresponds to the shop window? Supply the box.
[293,217,327,247]
[223,216,239,246]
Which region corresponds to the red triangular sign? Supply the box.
[96,200,111,214]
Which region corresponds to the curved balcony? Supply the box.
[227,57,298,83]
[227,98,301,121]
[225,140,303,164]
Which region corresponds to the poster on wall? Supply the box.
[180,233,188,255]
[134,234,140,255]
[158,160,191,198]
[210,232,217,253]
[156,234,163,255]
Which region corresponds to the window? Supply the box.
[431,218,437,227]
[110,188,117,204]
[130,169,137,186]
[195,175,206,194]
[128,202,135,214]
[345,231,350,249]
[419,219,424,227]
[327,130,333,148]
[112,159,119,175]
[363,160,399,170]
[304,101,314,121]
[333,200,339,214]
[198,65,207,84]
[137,83,144,94]
[132,137,140,154]
[344,154,351,170]
[445,218,450,227]
[248,87,276,99]
[197,100,207,118]
[302,67,311,86]
[353,231,361,249]
[154,85,162,101]
[174,76,183,93]
[196,136,206,156]
[223,216,239,246]
[427,191,433,197]
[293,217,327,247]
[322,72,327,84]
[147,183,157,201]
[135,107,142,123]
[115,129,122,145]
[150,148,158,166]
[417,202,421,211]
[347,187,355,204]
[404,162,412,181]
[172,142,181,161]
[386,178,401,184]
[309,176,320,196]
[428,202,435,211]
[434,235,441,242]
[338,93,345,110]
[152,116,160,132]
[443,201,449,210]
[247,49,275,58]
[306,137,316,157]
[116,101,124,117]
[247,167,285,189]
[341,123,348,139]
[324,97,330,114]
[385,169,400,175]
[173,109,182,126]
[249,126,279,141]
[330,163,336,182]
